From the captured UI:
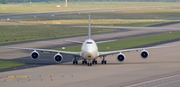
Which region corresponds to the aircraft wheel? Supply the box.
[104,60,107,64]
[101,61,104,64]
[73,61,78,65]
[101,60,107,64]
[85,61,87,64]
[95,60,97,64]
[87,63,92,66]
[76,61,78,64]
[82,61,85,64]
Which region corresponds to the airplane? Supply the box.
[3,14,171,66]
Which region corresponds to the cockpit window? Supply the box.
[87,42,92,44]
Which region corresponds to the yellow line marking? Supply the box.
[6,76,30,79]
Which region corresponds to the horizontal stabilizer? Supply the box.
[64,40,83,44]
[96,39,117,44]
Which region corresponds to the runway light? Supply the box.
[62,75,64,78]
[51,79,53,81]
[28,79,30,81]
[17,79,19,81]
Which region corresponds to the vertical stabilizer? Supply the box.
[88,14,91,39]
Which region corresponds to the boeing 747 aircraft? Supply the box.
[3,15,171,66]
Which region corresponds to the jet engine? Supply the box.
[117,53,126,62]
[30,50,39,60]
[54,53,63,63]
[141,50,149,58]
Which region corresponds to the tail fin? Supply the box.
[88,14,91,39]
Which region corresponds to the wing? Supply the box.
[99,45,172,56]
[3,46,80,56]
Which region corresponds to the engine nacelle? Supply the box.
[30,50,39,60]
[117,53,126,62]
[54,53,63,63]
[141,50,149,58]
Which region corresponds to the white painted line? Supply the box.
[124,74,180,87]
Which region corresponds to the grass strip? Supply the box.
[57,32,180,52]
[0,25,117,44]
[0,2,180,13]
[19,19,173,27]
[0,60,24,69]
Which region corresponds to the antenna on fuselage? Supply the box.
[88,14,91,39]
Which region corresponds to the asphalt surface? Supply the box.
[0,14,180,86]
[1,41,180,87]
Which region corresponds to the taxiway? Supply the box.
[0,22,180,87]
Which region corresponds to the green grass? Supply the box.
[0,60,24,69]
[57,32,180,52]
[0,2,180,14]
[17,19,174,27]
[1,2,179,28]
[0,25,117,44]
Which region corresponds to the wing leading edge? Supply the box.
[99,45,173,56]
[3,46,80,56]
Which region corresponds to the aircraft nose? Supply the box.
[86,51,93,58]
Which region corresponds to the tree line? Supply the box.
[0,0,180,4]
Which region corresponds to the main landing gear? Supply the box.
[72,56,107,66]
[101,56,107,64]
[82,59,87,64]
[92,59,97,64]
[73,56,79,65]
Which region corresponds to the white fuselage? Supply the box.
[80,39,99,61]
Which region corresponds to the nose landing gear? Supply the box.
[87,62,92,66]
[86,60,92,66]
